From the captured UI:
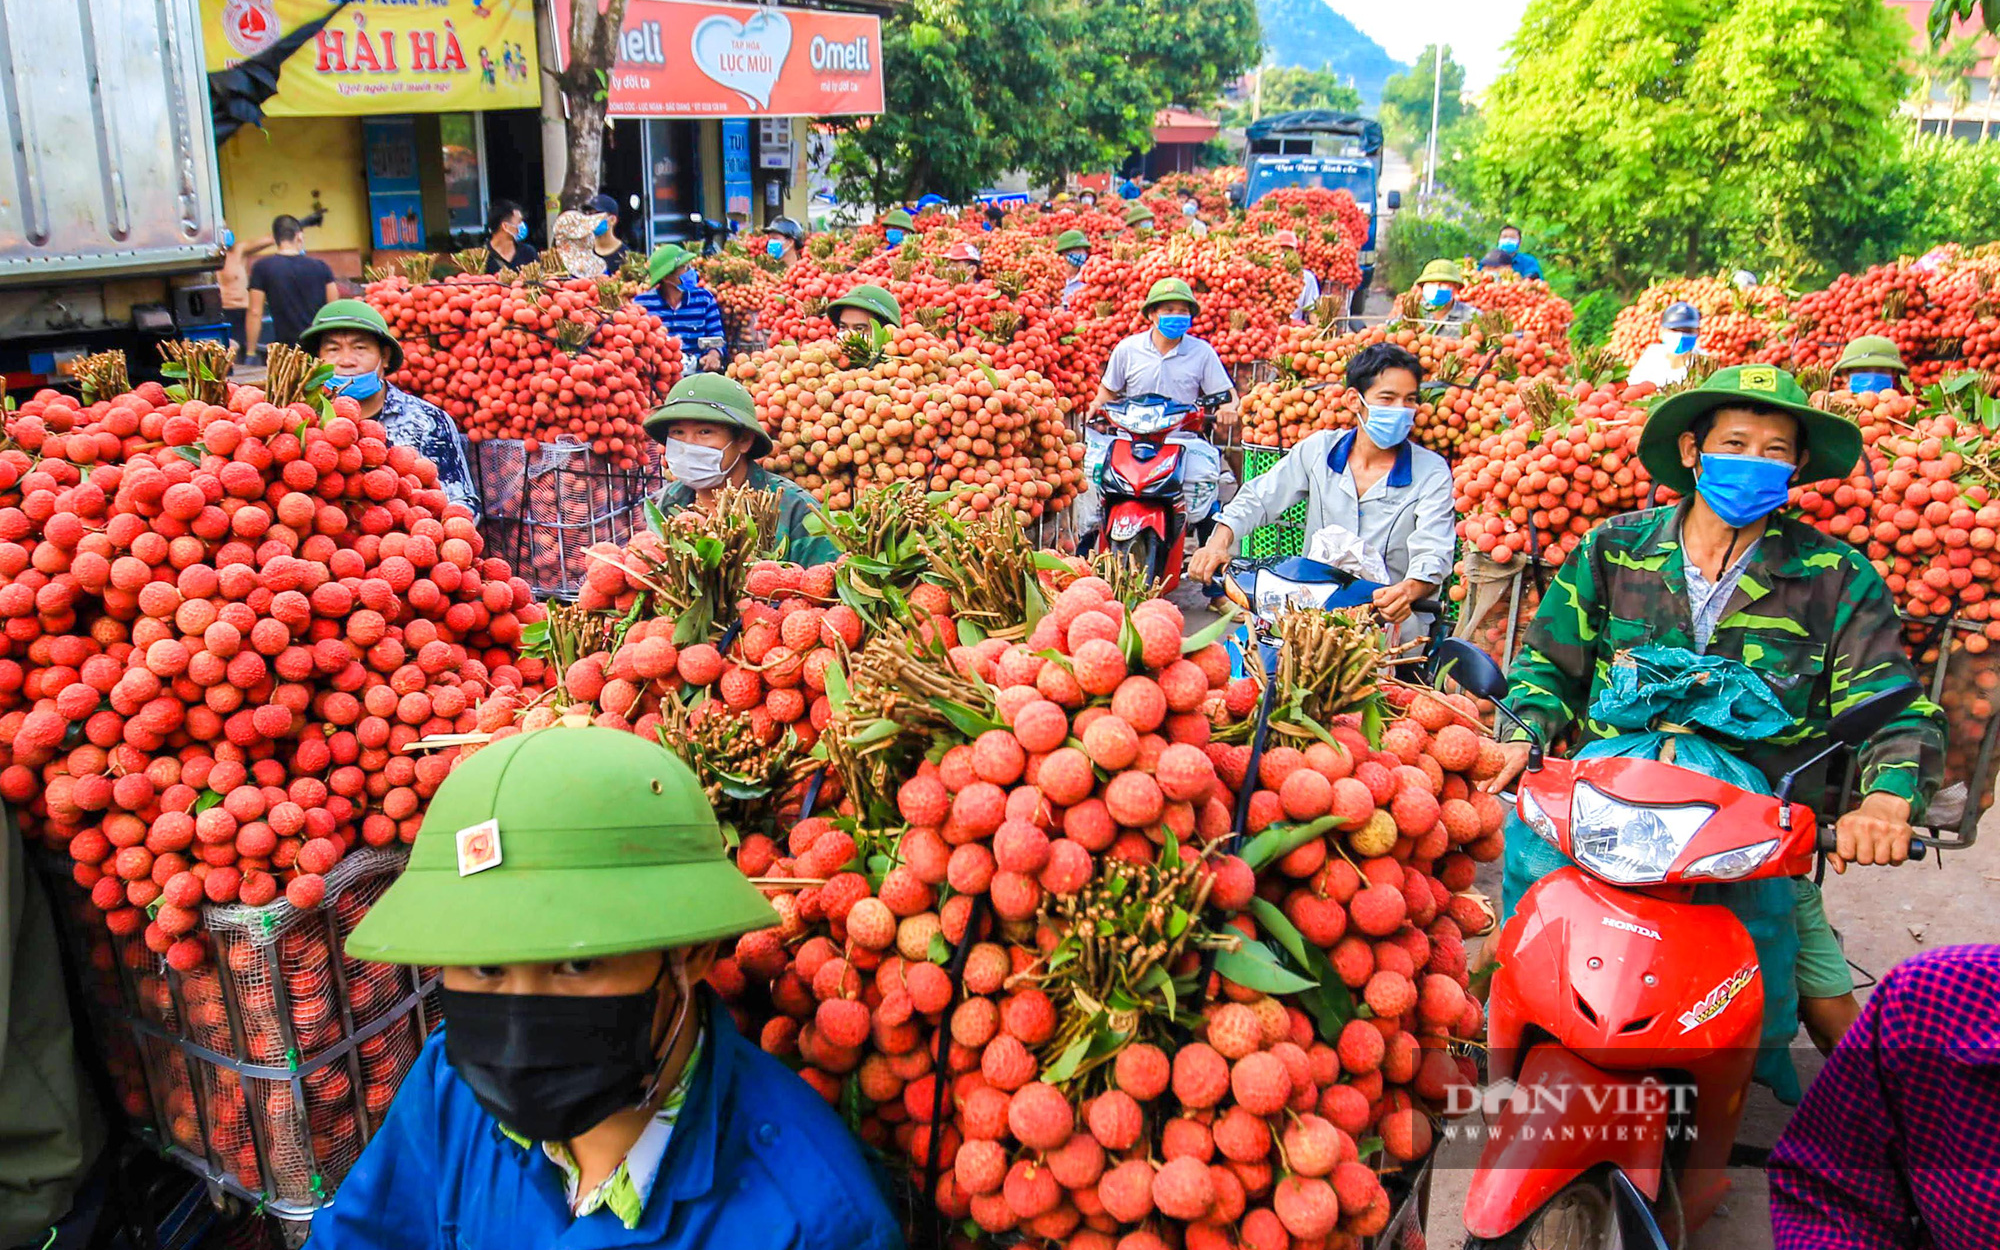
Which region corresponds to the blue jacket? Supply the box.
[1508,251,1545,281]
[308,1004,903,1250]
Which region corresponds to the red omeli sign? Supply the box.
[550,0,883,118]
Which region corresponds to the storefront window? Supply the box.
[440,113,486,239]
[644,120,701,246]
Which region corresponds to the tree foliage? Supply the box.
[1379,45,1468,156]
[829,0,1260,204]
[553,0,633,209]
[1478,0,1911,293]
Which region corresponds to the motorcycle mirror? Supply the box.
[1828,683,1922,747]
[1432,638,1506,701]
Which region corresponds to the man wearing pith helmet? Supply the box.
[825,283,903,337]
[317,727,902,1250]
[1832,334,1909,396]
[643,373,837,566]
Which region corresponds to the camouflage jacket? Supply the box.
[1505,504,1944,814]
[654,465,839,568]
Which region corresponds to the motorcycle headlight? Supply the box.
[1568,782,1717,885]
[1518,787,1560,847]
[1683,839,1779,882]
[1113,404,1176,435]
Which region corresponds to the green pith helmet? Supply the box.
[827,283,903,329]
[1416,259,1465,288]
[643,373,773,458]
[1639,363,1864,496]
[1141,277,1200,317]
[881,209,916,231]
[343,727,777,966]
[1054,229,1090,252]
[1833,334,1908,376]
[646,243,698,288]
[1125,202,1157,227]
[298,299,403,373]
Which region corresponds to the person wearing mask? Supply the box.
[1484,365,1945,1052]
[1832,335,1909,395]
[635,245,726,373]
[646,375,837,566]
[763,217,806,270]
[1189,343,1455,637]
[826,284,902,338]
[1079,190,1099,211]
[298,301,482,520]
[1181,197,1210,239]
[217,220,275,358]
[1124,202,1157,235]
[1412,259,1479,338]
[245,214,337,360]
[313,727,902,1250]
[1275,230,1321,323]
[1118,177,1144,200]
[1629,300,1706,388]
[483,199,539,273]
[943,240,984,282]
[1495,224,1543,280]
[1056,229,1091,308]
[1090,278,1237,429]
[1768,943,2000,1250]
[879,208,915,247]
[551,210,610,279]
[587,192,630,272]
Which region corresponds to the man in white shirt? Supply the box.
[1277,230,1323,322]
[1628,300,1706,388]
[1189,342,1456,637]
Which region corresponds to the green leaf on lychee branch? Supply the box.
[1249,896,1356,1035]
[1181,606,1242,655]
[1211,938,1318,996]
[1239,814,1341,872]
[928,696,1003,739]
[927,932,951,965]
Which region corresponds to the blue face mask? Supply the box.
[885,228,905,245]
[982,221,995,232]
[678,270,700,292]
[221,227,235,249]
[1498,237,1519,254]
[766,238,786,260]
[1065,250,1088,268]
[1666,331,1698,355]
[1363,404,1416,449]
[515,221,529,241]
[1424,285,1452,309]
[1847,371,1896,394]
[325,371,384,402]
[594,218,611,237]
[1156,314,1192,341]
[1696,453,1795,528]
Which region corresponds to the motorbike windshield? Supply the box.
[1111,403,1183,436]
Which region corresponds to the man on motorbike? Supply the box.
[1483,365,1945,1051]
[1831,334,1908,396]
[1188,343,1455,638]
[1055,229,1091,308]
[1414,259,1480,338]
[826,284,902,338]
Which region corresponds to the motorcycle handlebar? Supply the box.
[1815,826,1928,862]
[1411,597,1445,617]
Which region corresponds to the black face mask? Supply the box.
[440,968,671,1143]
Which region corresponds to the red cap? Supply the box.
[945,241,983,263]
[1273,230,1300,248]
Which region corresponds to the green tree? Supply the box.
[1909,37,1983,137]
[827,0,1260,204]
[1477,0,1910,293]
[1379,45,1467,157]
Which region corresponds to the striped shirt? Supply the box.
[635,284,727,365]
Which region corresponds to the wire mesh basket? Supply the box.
[473,439,669,600]
[40,847,438,1229]
[1237,443,1307,558]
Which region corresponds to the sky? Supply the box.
[1324,0,1533,94]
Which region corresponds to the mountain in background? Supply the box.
[1254,0,1406,108]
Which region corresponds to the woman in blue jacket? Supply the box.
[312,727,903,1250]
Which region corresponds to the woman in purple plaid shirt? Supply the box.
[1769,943,2000,1249]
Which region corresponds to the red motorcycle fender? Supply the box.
[1462,1044,1668,1240]
[1104,499,1168,542]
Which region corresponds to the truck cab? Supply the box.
[1238,110,1400,309]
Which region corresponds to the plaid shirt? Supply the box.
[1770,945,2000,1249]
[378,385,482,521]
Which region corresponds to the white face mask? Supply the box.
[664,438,738,489]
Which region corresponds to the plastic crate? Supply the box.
[41,848,439,1230]
[1238,444,1307,558]
[473,439,668,600]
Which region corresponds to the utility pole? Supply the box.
[1424,45,1444,198]
[1253,62,1264,122]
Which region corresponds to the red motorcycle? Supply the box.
[1430,638,1923,1249]
[1095,391,1229,591]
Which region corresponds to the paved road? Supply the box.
[1170,588,2000,1247]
